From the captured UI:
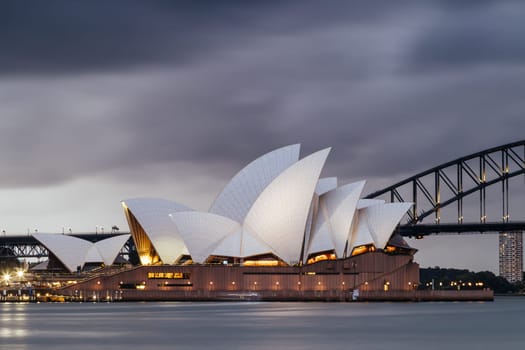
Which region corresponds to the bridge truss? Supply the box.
[366,140,525,236]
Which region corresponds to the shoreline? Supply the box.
[1,288,494,303]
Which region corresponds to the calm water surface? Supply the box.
[1,297,524,350]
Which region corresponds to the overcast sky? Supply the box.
[1,0,524,273]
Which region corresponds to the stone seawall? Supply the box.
[50,288,493,302]
[358,289,494,302]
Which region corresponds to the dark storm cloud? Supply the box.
[0,0,253,74]
[1,0,525,192]
[411,1,525,68]
[0,0,403,76]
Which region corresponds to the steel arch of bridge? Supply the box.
[365,140,525,235]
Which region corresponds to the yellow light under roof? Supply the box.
[140,254,153,265]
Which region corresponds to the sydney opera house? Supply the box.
[57,144,420,301]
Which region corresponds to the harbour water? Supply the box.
[2,297,524,350]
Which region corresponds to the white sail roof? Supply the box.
[33,233,93,272]
[305,177,339,255]
[307,223,334,255]
[301,177,337,260]
[308,181,366,257]
[212,228,272,258]
[357,199,385,209]
[243,148,331,265]
[211,229,243,257]
[170,211,242,263]
[240,229,274,257]
[302,194,319,262]
[348,210,375,252]
[209,144,300,222]
[90,234,131,266]
[84,245,104,264]
[122,198,191,264]
[315,177,338,195]
[363,202,413,249]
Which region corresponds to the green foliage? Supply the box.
[420,267,524,294]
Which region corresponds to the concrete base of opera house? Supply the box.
[54,252,493,302]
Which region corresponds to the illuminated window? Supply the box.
[351,245,375,257]
[306,253,337,264]
[385,246,397,253]
[243,260,281,267]
[147,272,190,279]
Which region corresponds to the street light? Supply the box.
[3,273,10,286]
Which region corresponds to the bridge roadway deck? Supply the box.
[398,222,525,237]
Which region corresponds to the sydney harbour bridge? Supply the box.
[1,140,524,265]
[367,140,525,237]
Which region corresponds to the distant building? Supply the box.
[499,231,523,283]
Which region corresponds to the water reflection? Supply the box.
[1,299,524,350]
[1,303,28,339]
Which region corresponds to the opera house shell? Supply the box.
[61,144,420,301]
[122,144,413,267]
[32,233,130,272]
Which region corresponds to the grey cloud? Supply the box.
[1,0,524,192]
[410,1,525,69]
[0,0,274,75]
[0,0,418,76]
